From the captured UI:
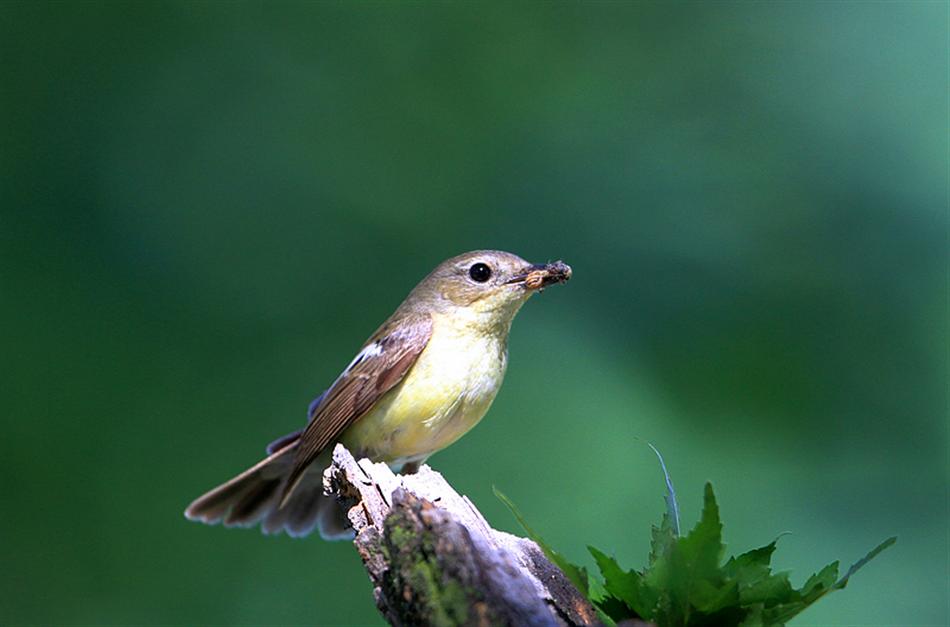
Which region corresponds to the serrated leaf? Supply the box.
[738,603,765,627]
[721,541,799,609]
[800,561,838,601]
[650,591,677,627]
[646,483,728,625]
[586,571,609,603]
[769,537,896,624]
[678,483,725,578]
[591,591,632,624]
[691,578,740,613]
[722,541,777,587]
[760,600,808,625]
[497,467,894,627]
[588,546,650,619]
[642,513,677,620]
[585,577,622,626]
[724,541,776,574]
[649,513,677,566]
[493,486,589,594]
[739,571,796,607]
[644,516,676,590]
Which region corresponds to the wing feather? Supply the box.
[278,313,432,506]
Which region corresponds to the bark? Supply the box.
[323,444,603,627]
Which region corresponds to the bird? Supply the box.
[184,250,571,539]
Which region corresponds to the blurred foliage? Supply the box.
[502,455,896,626]
[507,479,895,626]
[0,2,945,626]
[590,485,896,627]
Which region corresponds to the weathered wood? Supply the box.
[323,444,602,627]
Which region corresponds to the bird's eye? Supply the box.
[468,262,492,283]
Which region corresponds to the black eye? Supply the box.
[468,262,492,283]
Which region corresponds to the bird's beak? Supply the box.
[506,260,572,291]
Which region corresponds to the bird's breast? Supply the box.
[341,317,508,465]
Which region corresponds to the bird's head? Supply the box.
[406,250,572,332]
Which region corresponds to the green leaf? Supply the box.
[588,546,650,619]
[739,570,795,607]
[723,541,777,579]
[591,592,632,624]
[691,578,740,613]
[722,543,775,590]
[678,483,725,580]
[765,537,897,624]
[722,541,798,608]
[649,513,677,566]
[585,578,623,626]
[646,483,729,625]
[738,603,765,627]
[493,486,589,595]
[800,561,838,601]
[642,513,677,620]
[643,515,677,607]
[496,471,895,627]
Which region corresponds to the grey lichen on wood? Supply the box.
[324,444,602,627]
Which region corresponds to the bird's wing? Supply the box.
[263,389,328,455]
[278,312,433,506]
[306,389,329,420]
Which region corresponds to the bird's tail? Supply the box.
[183,434,351,539]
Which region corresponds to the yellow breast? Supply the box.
[340,312,509,466]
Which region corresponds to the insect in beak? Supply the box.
[506,261,572,291]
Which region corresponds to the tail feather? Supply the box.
[184,445,292,525]
[261,498,292,535]
[284,483,324,537]
[224,477,281,527]
[184,435,348,539]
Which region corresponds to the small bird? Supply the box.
[184,250,571,539]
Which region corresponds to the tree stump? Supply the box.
[323,444,602,627]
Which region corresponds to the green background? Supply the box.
[2,2,946,625]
